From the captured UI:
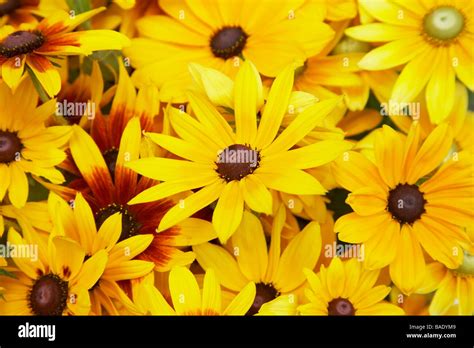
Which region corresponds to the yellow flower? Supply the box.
[391,82,474,153]
[126,61,351,242]
[419,257,474,315]
[124,0,334,101]
[0,7,130,96]
[298,257,404,315]
[346,0,474,123]
[0,77,71,208]
[133,267,256,315]
[47,192,155,315]
[194,207,322,315]
[0,0,39,26]
[0,227,107,315]
[333,123,473,295]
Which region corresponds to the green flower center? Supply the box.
[0,30,44,58]
[0,0,20,16]
[0,130,22,163]
[331,36,371,55]
[423,6,464,41]
[246,283,279,316]
[29,273,69,316]
[327,297,355,316]
[216,144,260,182]
[453,250,474,277]
[210,26,248,60]
[387,184,426,224]
[95,203,140,242]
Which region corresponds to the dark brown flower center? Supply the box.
[0,0,20,16]
[0,30,44,58]
[327,297,355,316]
[95,203,140,242]
[210,26,248,59]
[387,184,426,224]
[29,273,69,316]
[216,144,260,182]
[103,148,119,180]
[0,130,22,163]
[246,283,279,316]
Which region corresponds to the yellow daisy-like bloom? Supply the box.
[47,192,155,315]
[333,123,473,295]
[391,82,474,153]
[346,0,474,123]
[298,257,404,315]
[0,7,130,96]
[194,207,322,315]
[0,228,107,315]
[133,267,256,315]
[126,61,351,242]
[0,0,39,26]
[124,0,334,101]
[419,256,474,315]
[0,77,70,208]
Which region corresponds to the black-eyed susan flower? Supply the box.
[124,0,334,101]
[194,206,322,315]
[391,82,474,153]
[333,123,473,295]
[346,0,473,123]
[0,227,107,315]
[298,257,404,315]
[418,231,474,315]
[47,192,155,315]
[125,61,351,242]
[133,267,256,315]
[0,0,39,26]
[0,77,70,208]
[0,7,130,97]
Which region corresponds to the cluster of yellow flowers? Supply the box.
[0,0,472,317]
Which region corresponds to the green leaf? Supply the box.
[66,0,93,30]
[26,66,50,103]
[0,268,17,279]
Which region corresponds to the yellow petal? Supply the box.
[255,63,294,149]
[201,269,222,315]
[51,235,85,281]
[212,181,244,243]
[240,175,273,215]
[231,211,268,283]
[159,181,225,232]
[389,224,425,295]
[74,250,108,290]
[223,282,256,315]
[169,266,201,315]
[274,222,322,292]
[2,56,25,90]
[234,60,260,144]
[193,243,248,292]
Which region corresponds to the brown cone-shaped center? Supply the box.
[0,130,22,163]
[0,30,44,58]
[327,297,355,316]
[246,283,279,316]
[387,184,426,224]
[210,26,248,59]
[95,203,140,242]
[216,144,260,182]
[29,273,69,316]
[0,0,20,16]
[103,148,119,180]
